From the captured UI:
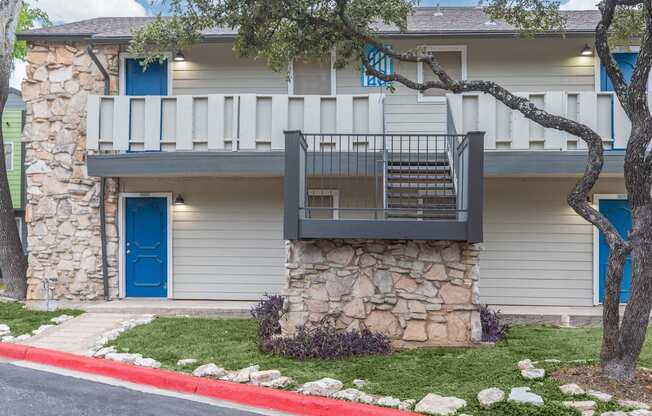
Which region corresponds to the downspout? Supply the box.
[87,44,111,300]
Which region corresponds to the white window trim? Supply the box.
[4,142,14,171]
[287,51,337,96]
[308,189,340,220]
[592,193,628,306]
[417,45,467,103]
[118,192,174,299]
[119,53,173,96]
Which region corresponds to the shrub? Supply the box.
[480,304,509,343]
[250,294,284,343]
[251,294,392,360]
[265,326,392,361]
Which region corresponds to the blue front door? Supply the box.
[598,198,632,303]
[125,58,168,96]
[600,52,638,92]
[125,197,168,298]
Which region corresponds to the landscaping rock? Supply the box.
[300,378,343,397]
[261,376,293,389]
[630,410,652,416]
[376,396,401,408]
[352,378,368,389]
[176,358,198,367]
[15,334,30,341]
[587,390,613,402]
[104,353,143,364]
[93,346,117,358]
[517,359,535,370]
[600,412,627,416]
[32,324,55,335]
[399,399,417,411]
[560,383,585,396]
[51,315,74,324]
[234,365,260,383]
[134,357,161,369]
[414,394,467,415]
[1,335,15,343]
[192,363,226,378]
[618,400,650,410]
[333,388,374,404]
[477,388,505,408]
[508,387,544,406]
[521,368,545,379]
[250,370,282,385]
[0,324,10,336]
[562,401,596,412]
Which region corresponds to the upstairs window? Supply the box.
[361,45,393,88]
[417,46,467,102]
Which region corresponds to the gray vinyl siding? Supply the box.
[122,177,285,300]
[172,43,288,95]
[479,177,626,307]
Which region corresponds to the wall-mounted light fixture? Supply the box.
[580,44,594,56]
[174,51,186,62]
[174,195,185,205]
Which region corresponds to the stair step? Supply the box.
[387,204,457,210]
[387,183,455,190]
[387,212,459,220]
[387,160,450,166]
[387,174,452,181]
[387,166,451,174]
[387,192,456,199]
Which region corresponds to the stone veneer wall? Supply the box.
[22,42,120,300]
[282,240,482,347]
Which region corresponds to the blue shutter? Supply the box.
[125,58,169,96]
[600,52,637,92]
[361,45,393,87]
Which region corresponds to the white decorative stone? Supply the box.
[261,376,293,389]
[1,335,15,343]
[234,365,260,383]
[629,410,652,416]
[192,363,225,378]
[332,388,374,404]
[376,396,401,408]
[300,378,343,397]
[32,324,55,335]
[93,346,117,358]
[477,388,505,408]
[517,359,535,370]
[414,394,467,415]
[0,324,10,333]
[51,315,74,325]
[352,379,368,389]
[399,399,417,411]
[104,353,143,364]
[600,412,627,416]
[562,401,596,412]
[508,387,544,406]
[250,370,281,385]
[587,390,613,402]
[134,357,161,369]
[560,383,585,396]
[176,358,198,367]
[15,334,30,341]
[521,368,545,380]
[618,400,650,410]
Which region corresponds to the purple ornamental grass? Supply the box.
[480,304,509,343]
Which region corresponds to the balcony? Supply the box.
[447,91,631,151]
[283,131,485,242]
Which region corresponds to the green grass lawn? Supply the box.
[112,317,651,415]
[0,300,83,336]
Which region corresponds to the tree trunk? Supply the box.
[0,0,28,299]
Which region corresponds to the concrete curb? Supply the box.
[0,343,417,416]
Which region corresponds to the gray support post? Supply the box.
[466,131,485,243]
[284,131,303,240]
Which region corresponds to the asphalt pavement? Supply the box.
[0,362,275,416]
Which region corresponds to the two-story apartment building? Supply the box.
[2,88,26,245]
[16,7,632,342]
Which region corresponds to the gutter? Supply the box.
[86,44,111,300]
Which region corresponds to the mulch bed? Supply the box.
[554,366,652,404]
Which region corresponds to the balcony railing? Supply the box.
[447,91,633,151]
[86,93,385,153]
[284,131,485,242]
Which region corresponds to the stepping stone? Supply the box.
[518,359,535,370]
[618,400,650,410]
[630,410,652,416]
[508,387,544,406]
[478,388,505,408]
[415,394,467,415]
[560,383,585,396]
[521,368,545,379]
[587,390,613,402]
[562,401,596,412]
[599,412,627,416]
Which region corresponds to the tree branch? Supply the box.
[596,0,630,111]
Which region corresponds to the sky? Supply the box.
[10,0,597,89]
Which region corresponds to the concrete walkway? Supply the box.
[21,313,144,355]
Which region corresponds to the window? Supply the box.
[361,45,393,87]
[4,143,13,171]
[308,190,340,219]
[417,46,467,102]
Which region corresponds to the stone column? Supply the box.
[22,42,120,301]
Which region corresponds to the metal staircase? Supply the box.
[385,158,457,220]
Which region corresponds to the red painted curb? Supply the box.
[0,344,418,416]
